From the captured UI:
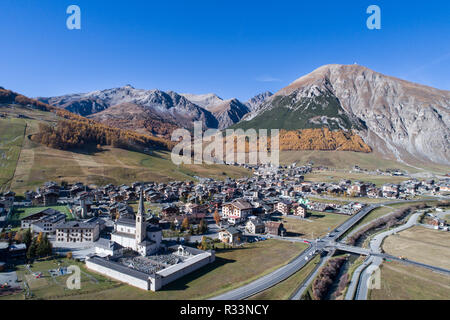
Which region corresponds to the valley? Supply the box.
[0,106,251,195]
[1,103,448,196]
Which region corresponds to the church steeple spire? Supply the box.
[136,189,146,243]
[138,188,145,217]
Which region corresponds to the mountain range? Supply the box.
[236,64,450,166]
[38,87,272,133]
[37,64,450,166]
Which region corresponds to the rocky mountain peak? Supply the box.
[239,64,450,165]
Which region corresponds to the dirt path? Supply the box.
[4,122,27,191]
[10,123,35,191]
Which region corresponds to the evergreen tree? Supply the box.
[27,238,37,260]
[198,219,208,234]
[23,229,33,248]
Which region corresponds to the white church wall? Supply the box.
[157,252,215,287]
[86,259,150,291]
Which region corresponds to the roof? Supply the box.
[232,199,252,210]
[111,231,135,239]
[116,218,136,227]
[247,218,264,226]
[57,220,98,230]
[222,226,241,235]
[95,238,123,251]
[264,221,282,228]
[146,226,161,232]
[36,212,66,224]
[9,243,26,251]
[22,208,60,220]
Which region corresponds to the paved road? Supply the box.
[290,251,333,300]
[333,243,371,256]
[355,211,421,300]
[211,244,317,300]
[345,256,371,300]
[210,198,449,300]
[376,253,450,276]
[211,203,384,300]
[54,246,95,260]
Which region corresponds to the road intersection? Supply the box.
[211,198,450,300]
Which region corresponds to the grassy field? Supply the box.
[341,201,440,240]
[9,205,74,222]
[279,150,450,174]
[382,226,450,270]
[308,195,393,204]
[369,261,450,300]
[3,107,449,197]
[304,170,408,187]
[0,258,120,300]
[0,117,26,192]
[248,254,321,300]
[280,211,350,239]
[1,240,306,300]
[445,214,450,224]
[4,112,251,195]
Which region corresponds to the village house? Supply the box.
[55,220,100,245]
[222,198,253,224]
[245,217,265,234]
[264,221,286,236]
[382,184,400,198]
[161,204,179,218]
[218,226,242,245]
[275,199,292,216]
[293,204,309,218]
[347,183,367,197]
[21,208,66,234]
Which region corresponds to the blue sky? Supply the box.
[1,0,449,100]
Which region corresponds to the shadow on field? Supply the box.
[162,257,236,291]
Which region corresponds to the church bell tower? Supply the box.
[136,189,146,243]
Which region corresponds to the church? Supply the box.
[110,190,162,256]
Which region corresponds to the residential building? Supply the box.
[55,220,100,244]
[21,208,66,234]
[276,200,292,216]
[222,199,253,224]
[264,221,286,236]
[294,204,308,218]
[245,217,265,234]
[218,227,242,245]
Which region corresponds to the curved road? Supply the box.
[211,202,382,300]
[354,211,450,300]
[211,198,447,300]
[211,244,316,300]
